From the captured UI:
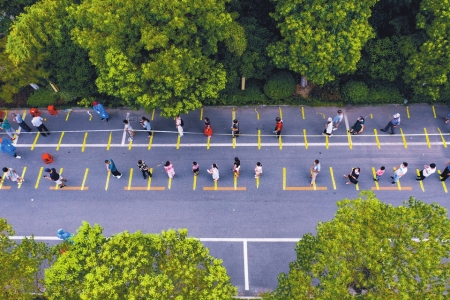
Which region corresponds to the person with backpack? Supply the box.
[176,115,184,137]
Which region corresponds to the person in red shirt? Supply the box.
[273,117,283,138]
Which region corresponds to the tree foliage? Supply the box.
[44,222,237,299]
[263,71,294,100]
[268,0,378,85]
[271,191,450,299]
[0,218,51,299]
[0,0,38,33]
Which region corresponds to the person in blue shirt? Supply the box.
[0,118,17,140]
[440,162,450,182]
[381,113,401,134]
[0,138,21,159]
[93,101,109,122]
[12,113,32,132]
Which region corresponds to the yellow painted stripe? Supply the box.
[415,169,424,192]
[301,106,305,119]
[168,177,172,190]
[347,131,353,149]
[81,132,88,152]
[255,108,259,120]
[18,167,26,189]
[257,130,261,150]
[148,134,154,150]
[313,181,316,191]
[232,136,236,148]
[374,129,380,149]
[256,177,259,189]
[207,137,210,150]
[397,179,402,191]
[325,135,328,149]
[200,107,203,120]
[438,170,448,193]
[406,106,410,119]
[424,128,431,148]
[127,168,133,190]
[432,105,436,118]
[437,128,447,148]
[282,167,286,190]
[56,168,63,188]
[0,171,6,189]
[151,109,155,121]
[279,107,282,119]
[128,139,133,150]
[355,182,359,190]
[124,186,165,191]
[31,132,40,150]
[285,186,327,191]
[105,171,111,191]
[303,129,308,149]
[232,107,235,120]
[35,167,43,189]
[50,186,89,190]
[89,114,92,121]
[372,167,379,190]
[56,132,64,151]
[329,167,336,190]
[147,168,153,190]
[0,186,11,190]
[234,176,237,190]
[65,110,71,121]
[279,135,282,150]
[203,186,246,191]
[370,114,373,119]
[81,168,89,190]
[176,134,181,149]
[214,180,218,191]
[107,131,112,150]
[22,110,27,119]
[193,174,197,190]
[400,128,408,148]
[371,186,412,191]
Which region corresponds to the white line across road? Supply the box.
[11,236,301,291]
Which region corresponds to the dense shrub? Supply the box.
[27,88,58,107]
[263,71,294,100]
[341,81,369,103]
[367,85,403,104]
[228,79,267,105]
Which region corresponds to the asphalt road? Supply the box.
[1,104,449,295]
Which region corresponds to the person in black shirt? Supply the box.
[44,168,66,188]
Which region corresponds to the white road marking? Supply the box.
[121,112,130,146]
[343,109,349,131]
[11,236,302,241]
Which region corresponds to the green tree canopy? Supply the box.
[44,222,237,299]
[271,191,450,299]
[0,218,51,299]
[268,0,378,85]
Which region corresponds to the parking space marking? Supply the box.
[65,110,71,121]
[329,167,336,190]
[200,107,203,120]
[193,174,197,190]
[232,107,236,120]
[17,167,26,189]
[347,131,353,149]
[203,186,246,191]
[232,136,236,149]
[176,134,181,150]
[128,139,133,151]
[371,167,379,190]
[55,168,63,188]
[406,106,410,118]
[256,177,259,188]
[148,134,154,150]
[432,106,436,118]
[285,186,328,191]
[127,168,133,190]
[151,109,155,121]
[279,107,282,119]
[107,132,112,150]
[0,171,8,189]
[282,168,286,190]
[325,135,329,149]
[255,108,259,120]
[303,129,308,149]
[415,169,424,192]
[206,137,210,150]
[257,130,261,150]
[371,186,412,191]
[168,177,172,190]
[81,168,89,190]
[424,128,431,148]
[438,170,448,193]
[105,172,111,191]
[301,106,305,119]
[50,186,89,190]
[56,132,64,151]
[437,128,447,148]
[81,133,88,152]
[31,132,40,150]
[234,176,238,189]
[278,135,282,150]
[374,129,380,149]
[35,167,43,189]
[400,128,408,148]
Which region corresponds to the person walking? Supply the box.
[176,115,184,137]
[416,163,436,181]
[43,167,67,188]
[137,160,152,179]
[332,110,343,131]
[233,157,241,178]
[349,116,365,135]
[273,117,283,138]
[139,117,152,137]
[440,162,450,181]
[391,162,408,184]
[123,120,134,141]
[323,117,333,136]
[310,159,320,186]
[445,112,450,124]
[192,162,200,176]
[105,159,122,178]
[1,167,24,184]
[204,118,213,138]
[254,162,263,178]
[231,119,240,138]
[207,163,220,182]
[373,166,385,181]
[11,113,32,132]
[344,167,360,185]
[92,101,109,121]
[0,118,17,140]
[381,113,401,134]
[31,115,50,136]
[164,161,175,178]
[0,138,21,159]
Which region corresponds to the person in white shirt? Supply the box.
[416,163,436,181]
[254,162,263,178]
[123,120,134,141]
[391,162,408,184]
[31,116,50,136]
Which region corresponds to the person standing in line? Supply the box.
[31,115,50,136]
[105,159,122,178]
[207,163,219,182]
[192,162,200,176]
[0,138,21,159]
[348,116,365,135]
[231,119,240,138]
[137,160,152,179]
[323,117,333,136]
[416,163,436,181]
[123,120,134,141]
[310,159,320,186]
[0,118,17,140]
[445,112,450,124]
[381,113,401,134]
[204,118,213,138]
[233,157,241,178]
[204,117,210,127]
[1,167,24,184]
[391,162,408,184]
[176,115,184,137]
[164,161,175,178]
[440,162,450,181]
[254,162,263,178]
[92,101,109,121]
[43,167,67,188]
[344,167,360,185]
[12,113,32,132]
[139,117,152,137]
[273,117,283,138]
[332,110,343,131]
[373,166,385,181]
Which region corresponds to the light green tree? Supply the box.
[268,0,378,85]
[44,222,237,299]
[270,191,450,299]
[0,218,52,299]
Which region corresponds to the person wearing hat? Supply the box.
[381,113,401,134]
[273,117,283,138]
[43,167,67,188]
[0,138,21,159]
[93,101,109,122]
[323,117,333,136]
[348,116,365,135]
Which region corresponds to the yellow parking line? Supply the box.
[56,168,63,188]
[128,139,133,150]
[282,167,286,190]
[151,109,155,121]
[355,182,359,190]
[257,130,261,150]
[374,129,380,149]
[22,110,26,119]
[56,132,64,151]
[193,174,197,190]
[406,106,410,118]
[214,180,218,191]
[148,134,154,150]
[370,114,373,119]
[312,181,316,191]
[347,131,352,149]
[234,176,237,190]
[303,129,308,149]
[81,168,89,190]
[107,132,112,150]
[35,167,43,189]
[127,168,133,190]
[105,172,111,190]
[437,128,447,148]
[438,170,448,193]
[65,110,71,121]
[325,135,328,149]
[279,107,282,119]
[424,128,431,148]
[147,168,153,190]
[31,132,40,150]
[207,137,210,150]
[400,128,408,148]
[255,108,260,120]
[278,135,282,150]
[397,180,402,191]
[232,136,236,148]
[176,134,181,150]
[329,167,336,190]
[81,132,88,152]
[432,105,436,118]
[89,114,92,121]
[168,177,172,190]
[0,171,6,189]
[256,177,259,189]
[18,167,26,189]
[285,186,327,191]
[232,107,235,120]
[200,107,203,120]
[301,106,305,119]
[372,167,379,190]
[415,169,424,192]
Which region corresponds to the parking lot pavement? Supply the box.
[2,104,450,293]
